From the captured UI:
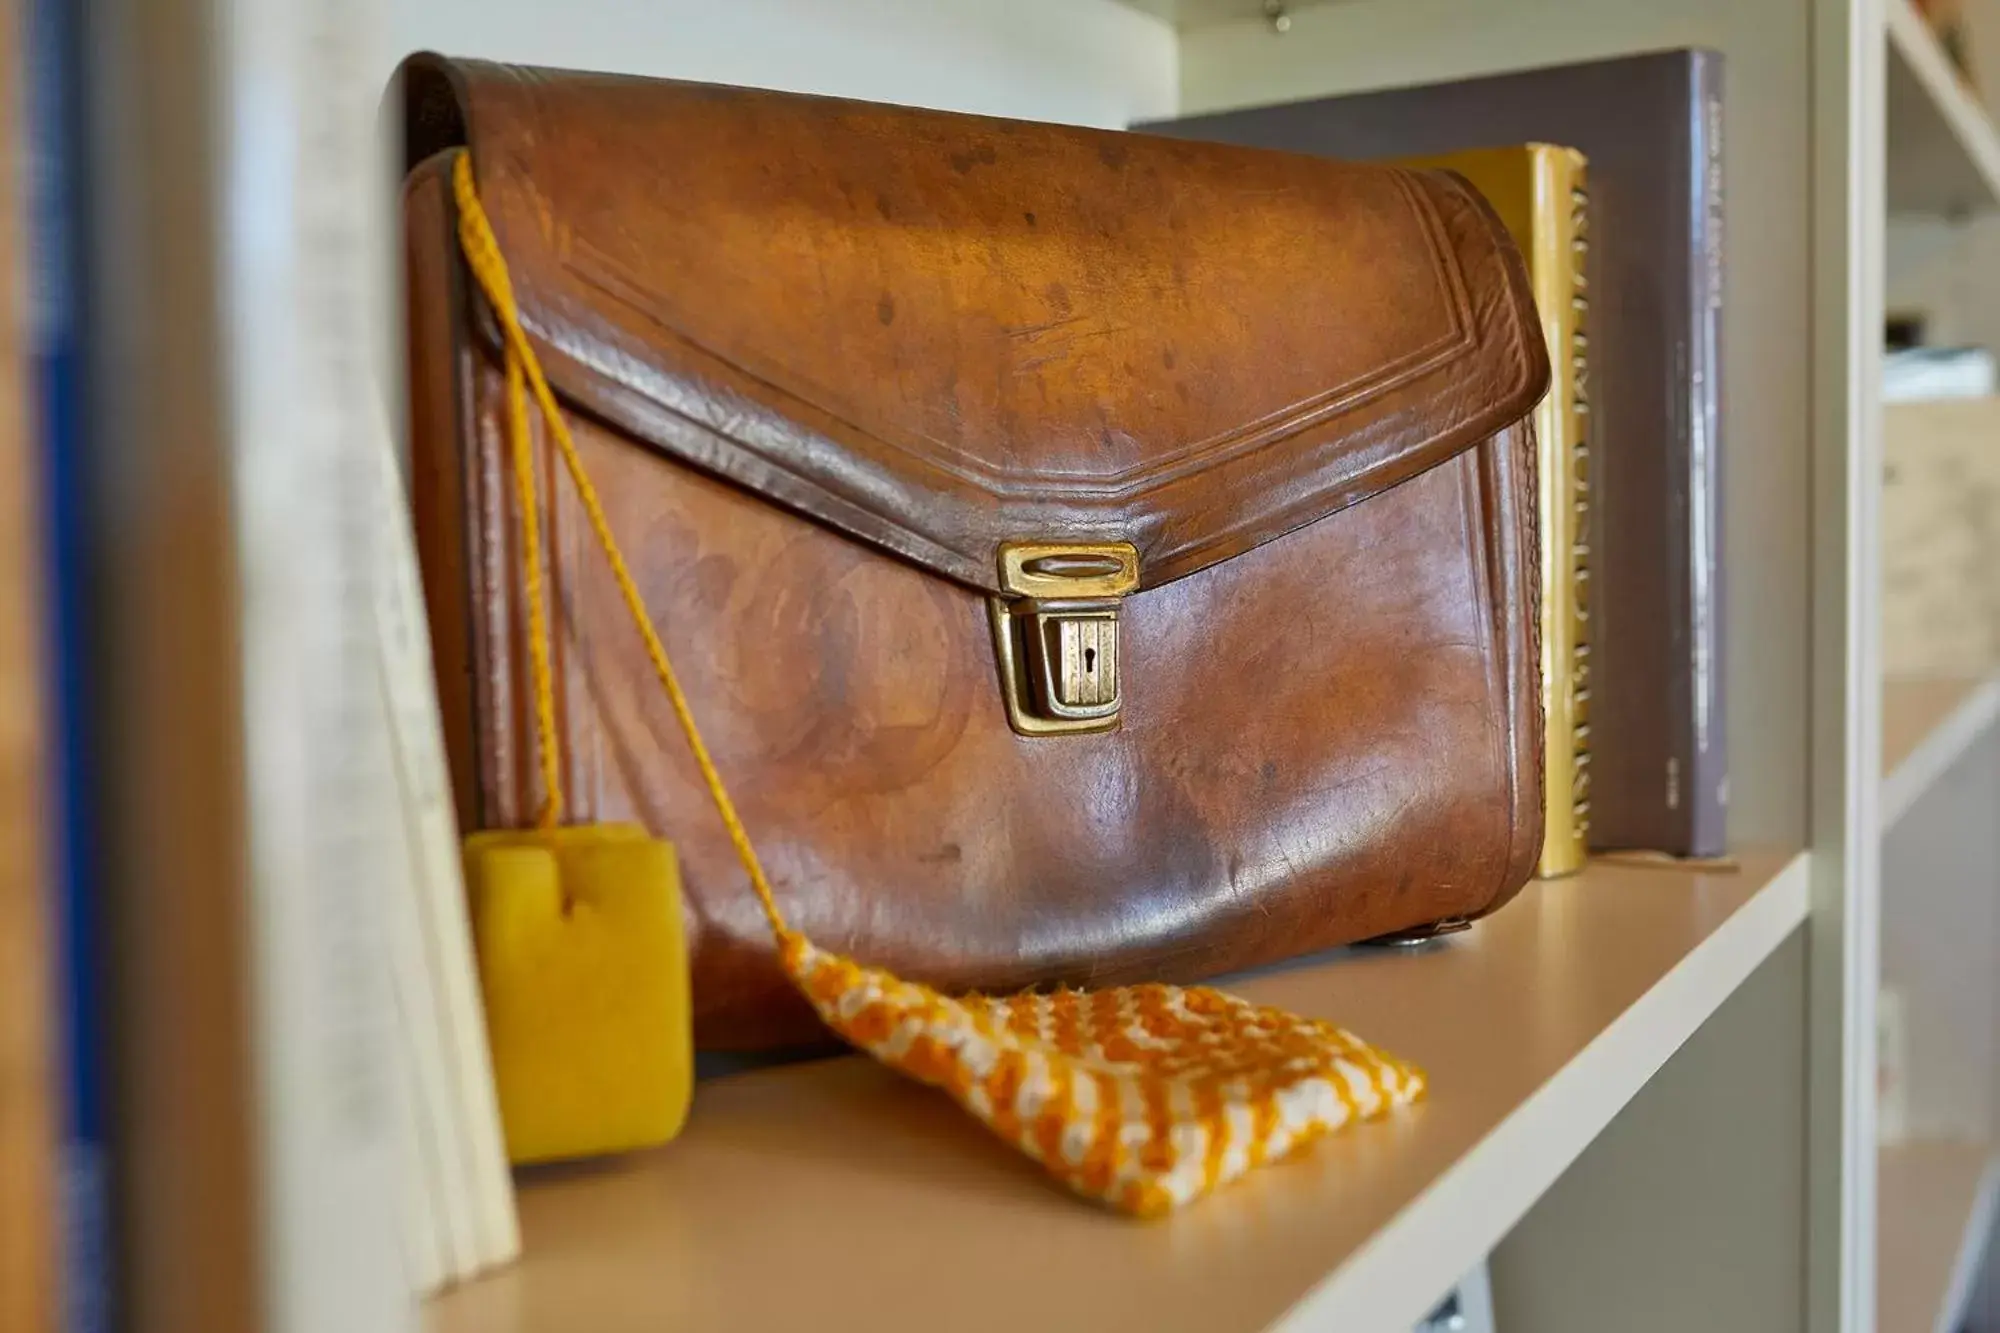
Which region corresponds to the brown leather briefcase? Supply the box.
[399,55,1550,1049]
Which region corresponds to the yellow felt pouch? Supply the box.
[454,153,1425,1211]
[465,826,692,1165]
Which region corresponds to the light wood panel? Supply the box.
[428,852,1806,1333]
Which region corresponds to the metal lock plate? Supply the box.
[988,541,1139,737]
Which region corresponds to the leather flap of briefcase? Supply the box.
[406,56,1546,588]
[402,55,1552,1048]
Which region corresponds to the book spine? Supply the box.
[1535,147,1593,879]
[221,1,413,1329]
[1685,56,1728,856]
[25,0,112,1325]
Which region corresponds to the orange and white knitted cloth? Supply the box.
[783,935,1424,1215]
[453,152,1426,1216]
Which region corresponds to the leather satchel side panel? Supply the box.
[459,348,1539,1047]
[403,153,490,834]
[1476,414,1546,920]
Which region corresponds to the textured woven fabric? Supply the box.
[784,933,1425,1215]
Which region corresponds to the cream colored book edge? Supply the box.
[369,414,521,1290]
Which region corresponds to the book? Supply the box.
[1387,145,1593,879]
[367,404,519,1293]
[79,0,415,1328]
[25,0,112,1323]
[1158,49,1728,858]
[7,1,61,1329]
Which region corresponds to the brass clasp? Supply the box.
[988,541,1139,737]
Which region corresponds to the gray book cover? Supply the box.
[1155,48,1727,858]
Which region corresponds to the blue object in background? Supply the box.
[26,0,112,1327]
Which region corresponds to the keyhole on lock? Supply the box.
[1084,647,1097,674]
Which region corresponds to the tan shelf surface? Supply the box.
[1883,677,2000,827]
[1888,0,2000,214]
[1878,1140,1999,1333]
[429,850,1807,1333]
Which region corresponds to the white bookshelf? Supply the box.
[59,0,2000,1330]
[1879,679,2000,1331]
[1874,10,2000,1323]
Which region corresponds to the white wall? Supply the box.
[383,0,1177,129]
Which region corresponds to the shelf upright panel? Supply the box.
[1809,1,1886,1331]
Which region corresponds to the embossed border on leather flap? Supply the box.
[403,53,1549,594]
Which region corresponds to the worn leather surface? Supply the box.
[401,55,1550,1048]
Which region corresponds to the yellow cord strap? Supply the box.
[450,152,792,940]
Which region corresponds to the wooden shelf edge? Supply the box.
[1887,0,2000,213]
[1274,853,1810,1330]
[429,853,1810,1333]
[1878,1140,2000,1333]
[1882,676,2000,829]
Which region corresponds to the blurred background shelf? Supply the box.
[0,1,54,1326]
[1112,0,1329,25]
[1878,680,2000,1332]
[1888,0,2000,214]
[1877,1141,1999,1333]
[1882,676,2000,826]
[427,853,1807,1333]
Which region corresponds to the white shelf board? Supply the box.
[1112,0,1321,26]
[1881,676,2000,829]
[1887,0,2000,214]
[428,852,1807,1333]
[1878,1140,2000,1333]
